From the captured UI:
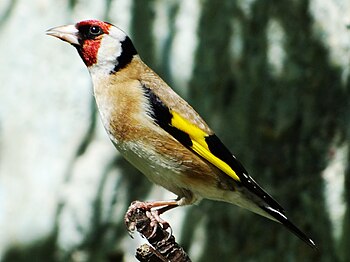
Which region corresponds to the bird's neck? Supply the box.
[89,55,146,83]
[89,56,150,144]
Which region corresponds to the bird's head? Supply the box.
[46,20,137,74]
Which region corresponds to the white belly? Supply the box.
[111,136,188,197]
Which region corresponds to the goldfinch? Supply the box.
[46,20,316,249]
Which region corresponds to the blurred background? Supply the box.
[0,0,349,261]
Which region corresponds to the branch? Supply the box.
[125,204,191,262]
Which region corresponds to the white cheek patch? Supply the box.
[90,27,127,75]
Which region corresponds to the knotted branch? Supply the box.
[125,204,191,262]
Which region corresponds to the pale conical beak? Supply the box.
[46,24,80,46]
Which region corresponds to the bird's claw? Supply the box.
[145,209,172,238]
[124,201,146,234]
[124,200,173,239]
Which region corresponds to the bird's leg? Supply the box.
[155,203,179,214]
[146,203,180,237]
[125,200,179,237]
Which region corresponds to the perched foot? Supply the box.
[146,208,171,238]
[124,200,178,238]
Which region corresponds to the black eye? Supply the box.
[88,26,102,37]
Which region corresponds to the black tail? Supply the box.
[261,205,317,249]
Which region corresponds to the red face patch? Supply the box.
[76,20,111,34]
[80,39,101,67]
[75,20,112,67]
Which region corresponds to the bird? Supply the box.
[46,19,316,249]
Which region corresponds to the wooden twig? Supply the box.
[136,244,167,262]
[125,204,191,262]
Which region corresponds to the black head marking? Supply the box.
[76,25,104,42]
[111,36,138,73]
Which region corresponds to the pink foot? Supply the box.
[125,200,172,238]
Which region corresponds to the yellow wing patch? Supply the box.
[170,111,241,182]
